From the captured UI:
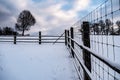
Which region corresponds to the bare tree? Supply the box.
[2,27,14,35]
[116,20,120,34]
[99,20,105,34]
[15,10,36,36]
[0,27,2,35]
[92,23,99,35]
[105,19,113,35]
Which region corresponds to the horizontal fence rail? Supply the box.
[0,1,120,80]
[67,0,120,80]
[65,22,120,80]
[0,32,65,44]
[68,37,120,73]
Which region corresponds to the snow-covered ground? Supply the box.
[74,34,120,80]
[0,43,78,80]
[74,35,120,64]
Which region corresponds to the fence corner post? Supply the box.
[39,31,41,44]
[82,21,91,80]
[65,30,67,45]
[14,32,16,44]
[70,27,74,58]
[67,30,70,48]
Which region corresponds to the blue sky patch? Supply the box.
[61,4,73,11]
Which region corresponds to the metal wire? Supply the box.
[68,0,120,80]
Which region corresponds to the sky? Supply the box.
[0,0,105,35]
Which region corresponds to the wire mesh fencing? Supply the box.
[66,25,120,80]
[65,0,120,77]
[65,0,120,79]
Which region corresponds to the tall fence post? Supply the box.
[65,30,67,45]
[82,21,91,80]
[66,30,68,46]
[14,32,16,44]
[67,30,70,48]
[39,31,41,44]
[70,27,74,58]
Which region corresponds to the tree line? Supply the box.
[0,10,36,36]
[90,19,120,35]
[0,27,18,35]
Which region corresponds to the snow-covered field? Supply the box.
[0,43,78,80]
[74,35,120,80]
[75,35,120,64]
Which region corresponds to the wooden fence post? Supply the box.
[70,27,74,58]
[65,30,67,45]
[14,33,16,44]
[39,31,41,44]
[82,21,91,80]
[67,30,70,48]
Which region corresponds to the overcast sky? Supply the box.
[0,0,105,35]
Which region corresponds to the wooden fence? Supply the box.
[0,32,65,44]
[65,22,120,80]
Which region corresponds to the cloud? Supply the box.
[0,0,92,35]
[0,3,12,21]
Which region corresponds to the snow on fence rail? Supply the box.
[65,22,120,80]
[0,33,65,44]
[66,0,120,79]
